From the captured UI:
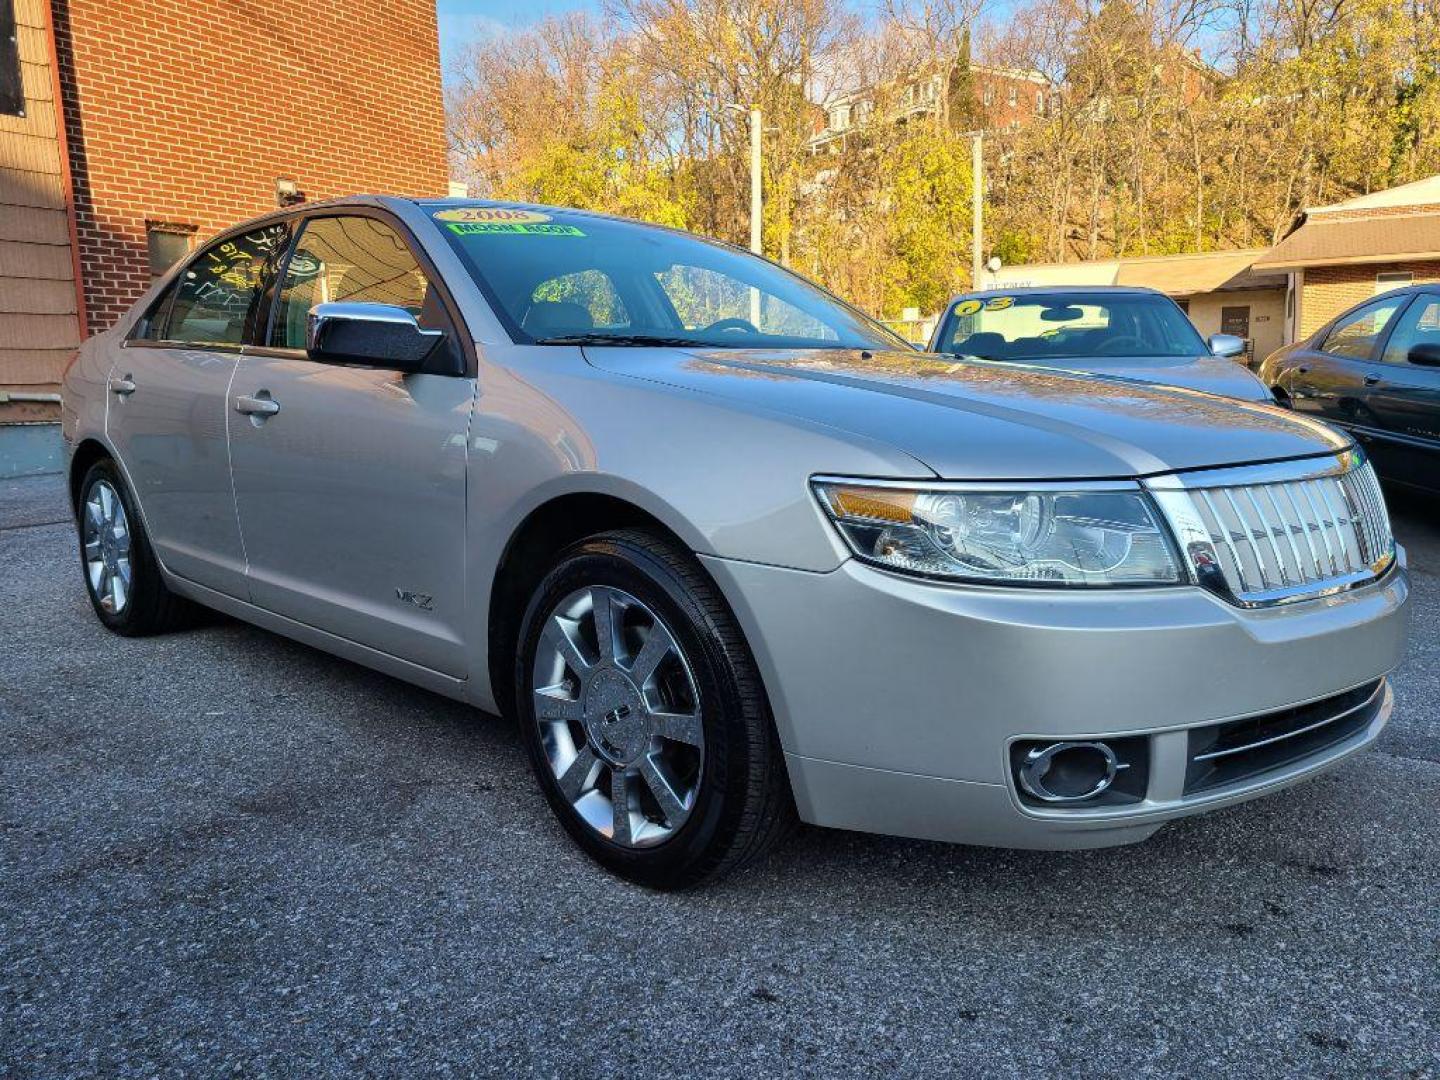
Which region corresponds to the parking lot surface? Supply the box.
[2,473,1438,1077]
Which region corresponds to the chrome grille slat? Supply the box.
[1280,483,1324,578]
[1244,485,1291,586]
[1223,487,1269,588]
[1199,489,1247,592]
[1264,484,1307,584]
[1300,480,1339,576]
[1316,478,1358,573]
[1152,456,1394,607]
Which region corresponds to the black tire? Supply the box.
[76,458,194,636]
[515,529,794,889]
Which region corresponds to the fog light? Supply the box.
[1017,741,1125,803]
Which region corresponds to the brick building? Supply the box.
[1253,175,1440,341]
[0,0,448,435]
[810,62,1050,152]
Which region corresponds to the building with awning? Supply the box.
[1252,175,1440,340]
[983,249,1288,362]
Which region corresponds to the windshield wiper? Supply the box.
[533,333,709,348]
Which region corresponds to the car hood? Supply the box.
[962,352,1273,403]
[584,346,1350,480]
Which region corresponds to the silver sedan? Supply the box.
[62,198,1409,887]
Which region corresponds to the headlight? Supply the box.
[813,479,1183,587]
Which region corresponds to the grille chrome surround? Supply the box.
[1147,450,1395,608]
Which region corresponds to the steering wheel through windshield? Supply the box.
[703,317,761,337]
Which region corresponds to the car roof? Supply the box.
[411,196,677,231]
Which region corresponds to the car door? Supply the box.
[227,210,476,676]
[1282,294,1408,427]
[1357,292,1440,490]
[108,222,291,596]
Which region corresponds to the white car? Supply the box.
[929,286,1272,401]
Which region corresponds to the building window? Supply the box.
[1008,85,1018,106]
[830,104,850,131]
[1375,271,1413,296]
[1036,90,1045,115]
[982,85,994,107]
[1,0,23,118]
[146,224,196,281]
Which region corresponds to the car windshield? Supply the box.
[428,204,904,351]
[935,293,1208,361]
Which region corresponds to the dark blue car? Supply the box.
[1260,285,1440,495]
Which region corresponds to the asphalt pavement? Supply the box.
[2,472,1437,1077]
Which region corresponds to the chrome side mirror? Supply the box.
[1208,333,1246,359]
[306,302,444,371]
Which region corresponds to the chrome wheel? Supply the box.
[82,479,133,614]
[532,585,704,848]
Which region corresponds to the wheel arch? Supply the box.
[68,437,114,512]
[485,487,771,728]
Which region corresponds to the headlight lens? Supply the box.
[814,480,1183,586]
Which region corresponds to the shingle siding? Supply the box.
[0,0,79,409]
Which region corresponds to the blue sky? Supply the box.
[436,0,602,65]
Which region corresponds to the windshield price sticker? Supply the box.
[434,207,553,224]
[953,296,1015,317]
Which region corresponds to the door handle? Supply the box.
[1363,373,1382,386]
[234,394,280,417]
[109,375,137,396]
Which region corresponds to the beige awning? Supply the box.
[1113,250,1275,295]
[1254,213,1440,271]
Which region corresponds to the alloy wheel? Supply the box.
[532,585,704,848]
[82,480,133,614]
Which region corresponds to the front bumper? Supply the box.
[701,550,1409,849]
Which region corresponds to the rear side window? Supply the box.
[141,224,290,345]
[268,215,447,349]
[1320,296,1405,361]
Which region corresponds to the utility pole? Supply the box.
[748,105,763,257]
[971,131,984,288]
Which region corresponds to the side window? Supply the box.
[269,216,446,349]
[525,269,630,335]
[147,224,290,345]
[656,264,837,341]
[1380,297,1440,365]
[1320,296,1405,361]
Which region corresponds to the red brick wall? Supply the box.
[51,0,449,332]
[1298,259,1440,339]
[976,71,1047,131]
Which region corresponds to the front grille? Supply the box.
[1150,452,1394,606]
[1183,680,1385,794]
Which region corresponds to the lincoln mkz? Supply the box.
[62,198,1410,887]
